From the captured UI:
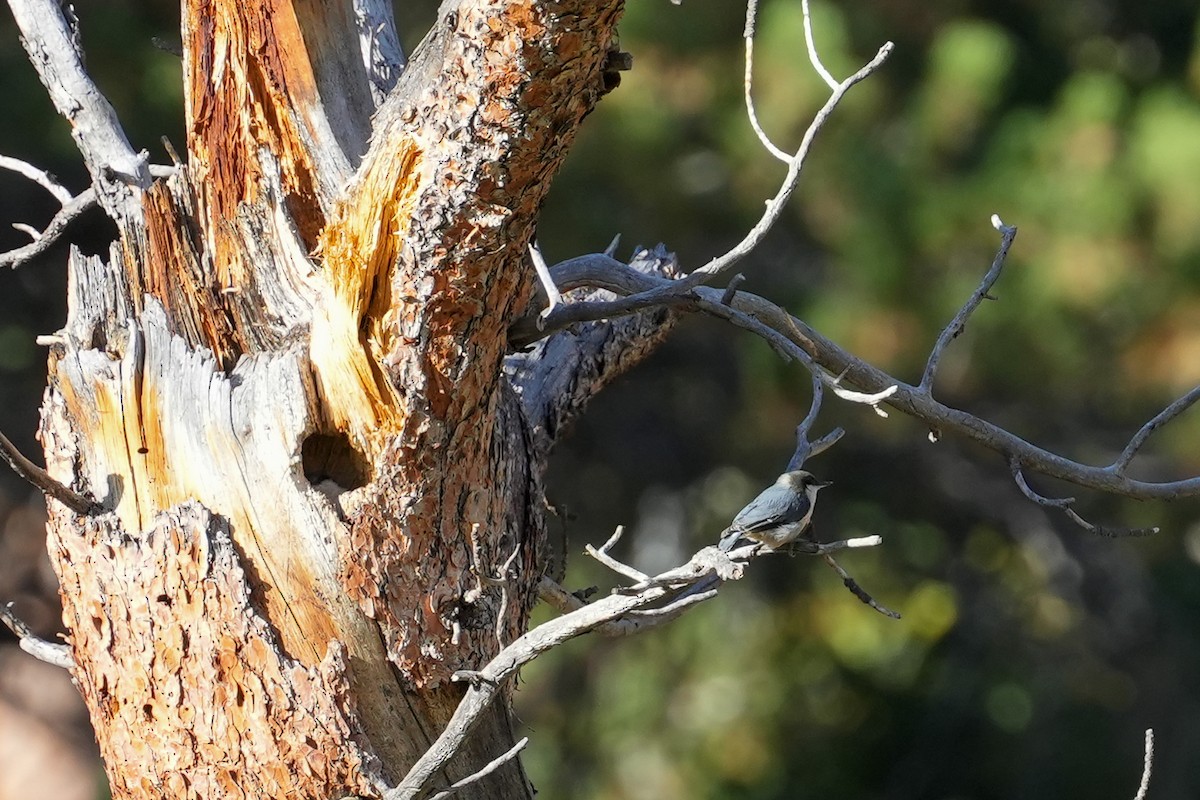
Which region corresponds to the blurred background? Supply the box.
[1,0,1199,798]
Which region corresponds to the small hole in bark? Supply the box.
[301,432,370,491]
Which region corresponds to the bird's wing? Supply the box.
[730,499,793,534]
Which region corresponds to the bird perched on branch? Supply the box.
[719,470,831,552]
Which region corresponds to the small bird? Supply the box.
[719,470,831,552]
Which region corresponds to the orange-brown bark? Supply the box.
[49,503,378,799]
[37,0,625,796]
[336,0,625,690]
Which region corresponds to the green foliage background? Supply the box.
[1,1,1199,798]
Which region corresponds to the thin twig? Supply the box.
[805,534,883,554]
[493,541,521,648]
[603,233,621,257]
[517,252,1200,501]
[160,135,183,167]
[464,525,523,648]
[808,427,845,459]
[1011,460,1158,537]
[822,554,900,618]
[533,41,893,337]
[682,41,893,289]
[426,738,529,800]
[387,544,751,798]
[787,373,825,470]
[720,273,746,306]
[1111,386,1200,474]
[1,603,74,669]
[802,0,838,90]
[0,158,172,270]
[585,526,650,583]
[530,241,562,323]
[920,216,1017,392]
[538,577,719,637]
[1133,728,1154,800]
[743,0,790,162]
[0,155,71,203]
[830,374,897,415]
[0,189,95,269]
[0,429,97,514]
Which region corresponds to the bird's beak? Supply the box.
[815,479,832,489]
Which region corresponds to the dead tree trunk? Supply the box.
[10,0,1200,794]
[15,0,666,796]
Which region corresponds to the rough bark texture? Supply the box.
[47,503,379,798]
[28,0,662,797]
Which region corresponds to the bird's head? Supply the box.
[778,470,832,498]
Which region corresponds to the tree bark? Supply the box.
[22,0,671,797]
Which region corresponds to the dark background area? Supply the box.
[1,1,1199,798]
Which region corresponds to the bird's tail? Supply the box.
[718,527,741,552]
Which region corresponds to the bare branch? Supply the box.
[680,41,893,289]
[1134,729,1154,800]
[397,505,893,796]
[0,428,98,514]
[822,553,900,619]
[802,0,838,91]
[798,373,824,438]
[532,40,893,339]
[0,189,94,269]
[585,526,650,583]
[518,253,1200,502]
[787,372,829,470]
[1011,460,1158,537]
[1,603,74,669]
[160,135,183,167]
[743,0,790,162]
[530,241,562,323]
[920,216,1017,392]
[426,738,529,800]
[603,233,621,257]
[538,577,718,637]
[388,545,749,798]
[493,541,522,648]
[765,534,886,558]
[0,155,71,203]
[809,427,845,459]
[1112,386,1200,474]
[8,0,150,220]
[0,161,174,269]
[830,374,897,415]
[720,273,747,306]
[353,0,406,104]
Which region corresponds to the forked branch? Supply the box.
[515,245,1200,504]
[532,38,893,339]
[9,0,151,222]
[386,541,753,798]
[393,515,884,798]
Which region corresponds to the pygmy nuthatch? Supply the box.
[719,470,831,552]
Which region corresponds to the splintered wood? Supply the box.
[31,0,625,796]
